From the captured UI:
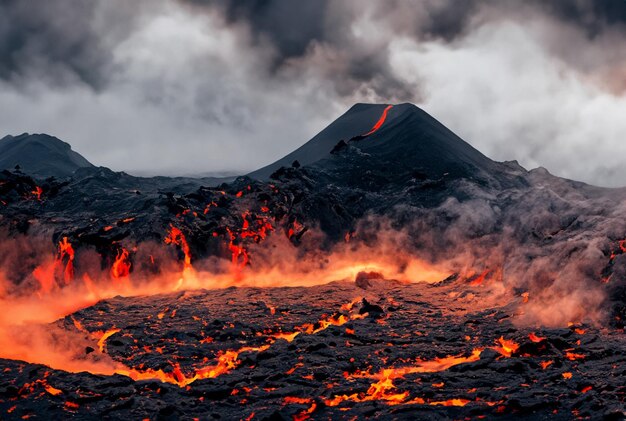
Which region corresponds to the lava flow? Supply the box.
[1,243,624,421]
[164,224,192,270]
[363,105,393,136]
[2,102,626,420]
[110,248,131,280]
[31,236,75,293]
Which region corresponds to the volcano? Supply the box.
[250,103,507,183]
[1,104,625,420]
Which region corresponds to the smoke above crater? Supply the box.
[1,0,626,185]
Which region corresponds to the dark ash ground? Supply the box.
[1,278,625,420]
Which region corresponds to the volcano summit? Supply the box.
[0,104,625,420]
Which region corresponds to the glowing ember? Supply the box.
[540,360,554,370]
[284,396,313,405]
[44,384,62,396]
[430,398,470,407]
[564,351,585,361]
[287,218,304,240]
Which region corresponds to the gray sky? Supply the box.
[1,0,626,185]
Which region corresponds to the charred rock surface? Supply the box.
[2,103,626,419]
[1,279,625,420]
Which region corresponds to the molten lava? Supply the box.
[363,105,393,136]
[97,329,121,353]
[468,269,490,286]
[493,337,519,357]
[164,225,192,269]
[57,237,75,284]
[32,237,76,293]
[324,349,483,407]
[31,186,43,201]
[111,248,131,279]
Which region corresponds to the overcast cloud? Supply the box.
[0,0,625,185]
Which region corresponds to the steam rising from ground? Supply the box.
[1,182,623,326]
[0,226,452,378]
[2,170,626,376]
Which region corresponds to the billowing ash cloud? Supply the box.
[0,0,625,186]
[541,0,626,35]
[0,0,146,89]
[0,0,101,86]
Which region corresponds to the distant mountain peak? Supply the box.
[248,102,497,181]
[0,133,94,178]
[248,103,399,180]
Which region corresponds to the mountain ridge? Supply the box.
[248,103,508,183]
[0,133,94,178]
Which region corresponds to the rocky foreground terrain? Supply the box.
[1,103,626,419]
[2,277,625,420]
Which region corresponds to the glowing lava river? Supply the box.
[1,274,624,420]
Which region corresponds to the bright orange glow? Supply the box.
[0,298,376,389]
[111,248,131,279]
[430,398,470,407]
[33,237,76,293]
[528,332,545,343]
[324,349,482,407]
[493,337,519,357]
[286,219,303,240]
[363,105,393,136]
[300,313,351,335]
[65,401,79,409]
[31,186,43,201]
[564,351,585,361]
[97,329,121,353]
[273,331,300,342]
[283,397,313,405]
[58,237,75,284]
[44,384,62,396]
[469,269,489,286]
[0,226,461,398]
[164,225,192,269]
